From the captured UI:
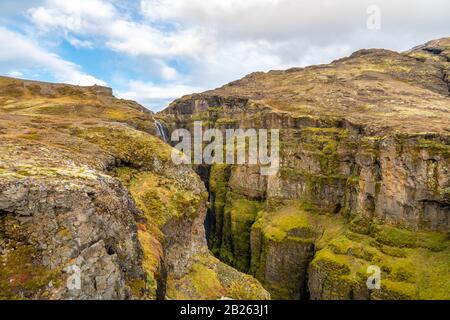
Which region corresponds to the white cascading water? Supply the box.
[154,120,169,143]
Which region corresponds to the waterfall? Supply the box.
[154,120,170,143]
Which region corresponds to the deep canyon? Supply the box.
[0,38,449,300]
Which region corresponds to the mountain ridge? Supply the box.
[161,37,450,136]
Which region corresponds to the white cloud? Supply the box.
[29,0,207,58]
[30,0,116,32]
[139,0,449,43]
[66,35,94,49]
[116,80,204,111]
[18,0,450,110]
[29,0,450,76]
[0,27,105,86]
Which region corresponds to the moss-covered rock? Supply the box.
[249,202,347,300]
[165,254,270,300]
[308,223,450,300]
[0,245,59,300]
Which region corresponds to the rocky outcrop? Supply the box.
[0,173,142,299]
[0,134,145,299]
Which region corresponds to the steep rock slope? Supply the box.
[160,38,450,299]
[0,77,269,300]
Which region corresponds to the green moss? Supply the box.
[311,239,422,300]
[349,216,372,235]
[378,245,408,258]
[215,117,239,126]
[253,204,315,245]
[189,112,210,122]
[279,167,307,181]
[372,279,418,300]
[115,167,206,299]
[104,109,130,121]
[347,175,360,186]
[407,51,443,63]
[419,139,450,157]
[0,164,100,180]
[443,187,450,199]
[166,262,224,300]
[207,107,222,112]
[114,166,139,187]
[0,245,57,300]
[352,59,413,74]
[115,166,206,300]
[189,263,224,297]
[225,278,269,300]
[127,277,156,300]
[18,132,40,140]
[374,225,417,248]
[117,168,203,231]
[302,127,349,136]
[136,226,162,300]
[166,254,269,300]
[264,213,311,242]
[414,249,450,300]
[419,232,449,252]
[57,227,71,239]
[297,200,321,215]
[375,181,383,195]
[311,220,450,300]
[262,225,287,242]
[389,260,417,283]
[74,125,172,168]
[299,127,350,176]
[329,234,380,263]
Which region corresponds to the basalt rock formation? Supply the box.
[159,38,450,300]
[0,77,269,300]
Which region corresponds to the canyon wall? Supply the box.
[159,38,450,300]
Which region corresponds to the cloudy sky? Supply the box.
[0,0,449,111]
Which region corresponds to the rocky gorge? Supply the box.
[159,38,450,300]
[0,37,449,300]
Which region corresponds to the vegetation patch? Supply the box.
[165,254,269,300]
[0,245,58,300]
[419,139,450,157]
[311,221,450,300]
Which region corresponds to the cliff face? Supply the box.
[160,38,450,300]
[0,77,269,300]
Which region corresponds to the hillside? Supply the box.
[160,38,450,300]
[0,77,268,299]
